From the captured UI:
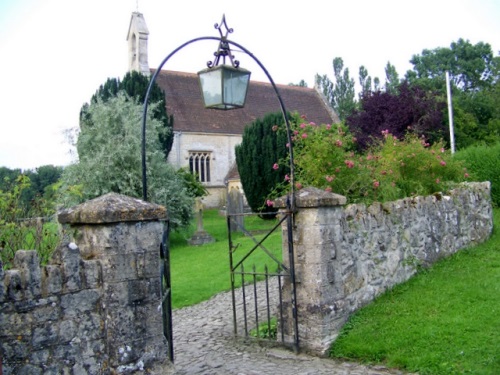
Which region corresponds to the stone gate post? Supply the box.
[58,192,169,371]
[276,187,347,356]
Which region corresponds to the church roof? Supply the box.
[153,70,339,134]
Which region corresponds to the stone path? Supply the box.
[150,281,412,375]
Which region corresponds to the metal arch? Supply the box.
[141,35,300,355]
[141,36,296,210]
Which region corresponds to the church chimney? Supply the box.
[127,12,150,75]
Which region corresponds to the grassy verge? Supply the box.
[330,208,500,374]
[169,209,282,309]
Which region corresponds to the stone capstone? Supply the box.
[58,192,167,224]
[274,187,347,209]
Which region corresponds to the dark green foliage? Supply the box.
[82,71,174,159]
[235,112,290,216]
[455,143,500,207]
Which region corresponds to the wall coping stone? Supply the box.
[274,187,347,208]
[58,192,168,224]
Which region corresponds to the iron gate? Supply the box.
[160,220,174,362]
[227,205,299,352]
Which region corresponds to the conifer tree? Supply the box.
[235,112,290,216]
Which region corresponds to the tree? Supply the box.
[347,81,446,150]
[61,93,195,229]
[358,65,372,99]
[406,38,498,92]
[235,112,290,216]
[316,57,356,121]
[82,71,174,160]
[289,80,308,87]
[384,61,400,94]
[406,39,500,149]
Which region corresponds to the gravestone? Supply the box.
[188,198,215,245]
[227,187,245,233]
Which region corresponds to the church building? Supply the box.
[127,12,339,208]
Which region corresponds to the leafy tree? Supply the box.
[347,81,446,150]
[316,57,356,121]
[406,38,498,92]
[358,65,372,99]
[235,112,291,216]
[406,39,500,149]
[82,71,174,160]
[61,93,195,230]
[384,62,400,94]
[289,80,308,87]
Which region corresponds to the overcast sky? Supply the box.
[0,0,499,170]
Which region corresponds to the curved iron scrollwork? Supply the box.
[207,14,240,69]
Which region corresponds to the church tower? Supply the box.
[127,12,150,75]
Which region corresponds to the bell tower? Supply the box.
[127,12,150,75]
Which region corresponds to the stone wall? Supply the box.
[277,182,493,356]
[0,193,170,374]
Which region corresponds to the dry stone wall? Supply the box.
[0,193,170,374]
[277,182,493,356]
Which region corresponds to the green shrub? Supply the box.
[0,175,59,269]
[270,116,469,205]
[455,142,500,207]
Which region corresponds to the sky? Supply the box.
[0,0,499,170]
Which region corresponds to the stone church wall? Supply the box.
[168,131,242,208]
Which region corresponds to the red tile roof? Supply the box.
[153,70,339,134]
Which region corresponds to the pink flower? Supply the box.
[325,187,332,192]
[464,173,470,178]
[284,174,290,181]
[373,181,380,189]
[325,175,334,182]
[335,140,343,147]
[344,160,355,168]
[295,182,303,190]
[381,129,389,138]
[293,130,299,135]
[273,163,279,170]
[326,124,332,130]
[381,170,387,175]
[441,148,445,153]
[309,122,316,126]
[300,123,307,129]
[300,114,306,119]
[301,133,308,139]
[366,154,373,161]
[266,200,274,207]
[440,160,446,166]
[286,143,290,148]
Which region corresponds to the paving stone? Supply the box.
[149,284,415,375]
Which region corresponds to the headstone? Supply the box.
[188,198,215,245]
[227,187,244,233]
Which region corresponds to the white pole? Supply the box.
[446,71,456,154]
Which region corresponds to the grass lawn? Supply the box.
[330,208,500,375]
[169,209,282,309]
